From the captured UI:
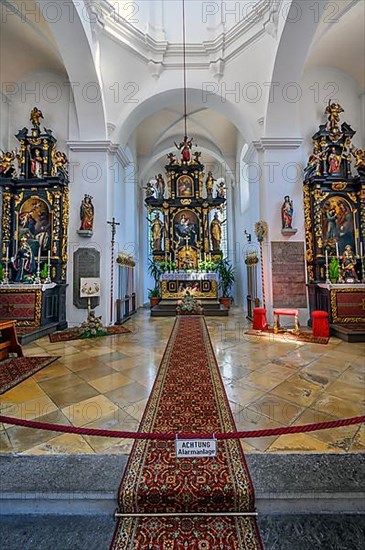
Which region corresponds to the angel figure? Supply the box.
[216,180,226,199]
[51,149,68,178]
[144,181,155,198]
[304,143,325,180]
[167,152,177,165]
[30,107,44,129]
[0,150,17,177]
[192,151,202,164]
[325,102,344,131]
[351,147,365,174]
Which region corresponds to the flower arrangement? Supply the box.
[80,311,107,338]
[176,291,203,315]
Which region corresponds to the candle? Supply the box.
[48,250,51,265]
[38,245,41,264]
[361,242,364,258]
[325,249,328,267]
[204,253,206,262]
[5,245,9,262]
[336,242,339,258]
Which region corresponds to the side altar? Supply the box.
[0,109,69,343]
[303,103,365,341]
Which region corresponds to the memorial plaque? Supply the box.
[73,248,100,309]
[271,242,307,308]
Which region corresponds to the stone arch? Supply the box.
[35,0,107,140]
[115,87,255,149]
[265,0,328,137]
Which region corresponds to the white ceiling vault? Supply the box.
[0,0,364,171]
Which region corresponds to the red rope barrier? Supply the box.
[0,415,363,441]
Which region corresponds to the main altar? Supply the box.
[0,109,69,343]
[303,103,365,341]
[145,137,228,316]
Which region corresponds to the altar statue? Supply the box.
[304,143,325,179]
[11,236,37,282]
[205,171,216,198]
[210,212,225,250]
[155,173,165,199]
[80,194,94,231]
[30,148,43,178]
[144,182,155,198]
[167,152,177,165]
[351,147,365,175]
[341,244,358,281]
[174,136,193,162]
[51,150,68,178]
[148,212,164,251]
[281,196,293,229]
[325,101,344,131]
[328,148,341,174]
[216,180,226,199]
[175,213,197,246]
[0,150,17,178]
[30,107,44,129]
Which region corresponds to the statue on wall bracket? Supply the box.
[281,195,297,236]
[77,194,94,237]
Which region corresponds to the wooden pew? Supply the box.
[0,320,24,361]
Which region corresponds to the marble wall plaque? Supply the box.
[271,242,307,308]
[73,248,100,309]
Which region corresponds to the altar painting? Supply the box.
[321,196,355,254]
[173,210,199,247]
[177,175,194,197]
[18,197,51,253]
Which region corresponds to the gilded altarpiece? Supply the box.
[145,141,226,301]
[303,104,365,332]
[0,110,69,339]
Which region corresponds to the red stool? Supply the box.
[312,310,330,338]
[253,308,268,330]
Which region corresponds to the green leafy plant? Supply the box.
[40,263,48,279]
[147,258,163,296]
[148,287,160,298]
[215,258,235,297]
[328,257,339,281]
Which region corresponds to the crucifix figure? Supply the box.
[107,217,120,324]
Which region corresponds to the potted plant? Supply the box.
[215,258,235,308]
[328,257,339,283]
[148,287,160,308]
[147,259,162,307]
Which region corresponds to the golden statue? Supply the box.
[351,147,365,171]
[325,101,344,130]
[51,149,68,178]
[147,212,164,251]
[0,150,17,177]
[205,171,216,198]
[210,212,226,250]
[174,136,193,162]
[30,107,44,129]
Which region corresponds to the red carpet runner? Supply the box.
[111,317,262,549]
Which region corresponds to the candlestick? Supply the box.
[325,249,330,284]
[45,249,51,284]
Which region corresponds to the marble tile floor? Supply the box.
[0,309,364,455]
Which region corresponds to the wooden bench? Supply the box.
[0,320,24,361]
[273,308,300,336]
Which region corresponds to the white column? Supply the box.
[146,0,166,41]
[252,137,305,323]
[67,141,115,326]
